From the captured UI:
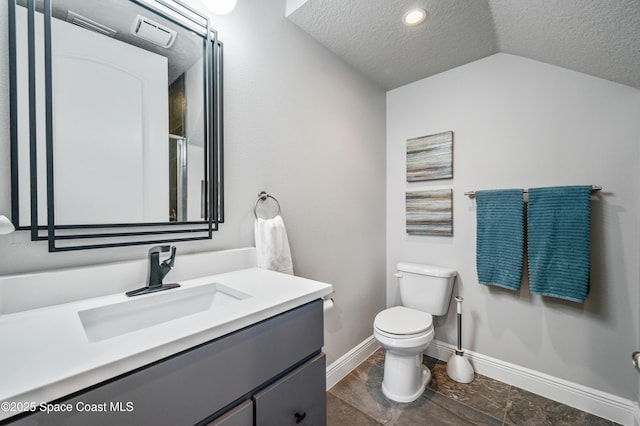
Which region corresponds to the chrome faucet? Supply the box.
[126,245,180,297]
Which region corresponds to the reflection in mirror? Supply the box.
[10,0,223,250]
[16,0,209,225]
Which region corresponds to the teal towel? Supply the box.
[527,186,591,303]
[476,189,524,290]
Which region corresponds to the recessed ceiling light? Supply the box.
[403,8,427,26]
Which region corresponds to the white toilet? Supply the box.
[373,263,457,403]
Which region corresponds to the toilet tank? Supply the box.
[397,263,457,315]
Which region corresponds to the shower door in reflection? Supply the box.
[169,135,187,222]
[169,135,205,222]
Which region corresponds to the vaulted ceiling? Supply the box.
[286,0,640,91]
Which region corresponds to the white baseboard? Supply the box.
[426,340,637,426]
[326,336,380,390]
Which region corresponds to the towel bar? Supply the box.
[464,185,602,199]
[253,191,282,219]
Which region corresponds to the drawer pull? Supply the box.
[294,411,306,423]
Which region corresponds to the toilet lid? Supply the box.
[374,306,433,335]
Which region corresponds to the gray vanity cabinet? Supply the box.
[253,353,326,425]
[206,400,253,426]
[207,353,326,426]
[5,300,325,426]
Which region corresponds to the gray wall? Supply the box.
[387,53,640,400]
[0,0,386,366]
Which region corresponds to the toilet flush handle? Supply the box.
[633,352,640,374]
[394,272,403,278]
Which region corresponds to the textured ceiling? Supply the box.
[287,0,640,90]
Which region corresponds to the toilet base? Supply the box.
[380,351,431,403]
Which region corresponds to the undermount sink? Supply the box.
[78,283,250,342]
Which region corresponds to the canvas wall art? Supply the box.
[406,189,453,236]
[406,131,453,182]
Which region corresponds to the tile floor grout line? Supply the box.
[425,357,508,425]
[433,383,511,426]
[502,384,512,426]
[327,388,385,425]
[440,391,509,426]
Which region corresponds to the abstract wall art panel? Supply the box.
[406,131,453,182]
[406,189,453,236]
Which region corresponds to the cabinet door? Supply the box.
[253,354,326,426]
[206,400,253,426]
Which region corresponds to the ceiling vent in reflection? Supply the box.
[66,11,117,37]
[130,15,177,48]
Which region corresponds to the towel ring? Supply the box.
[254,191,282,219]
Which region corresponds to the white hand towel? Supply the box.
[254,215,293,275]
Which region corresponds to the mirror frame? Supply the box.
[9,0,224,251]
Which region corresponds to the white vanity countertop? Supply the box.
[0,268,332,421]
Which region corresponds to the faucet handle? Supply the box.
[162,246,177,268]
[148,245,172,256]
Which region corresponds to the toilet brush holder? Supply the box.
[446,296,474,383]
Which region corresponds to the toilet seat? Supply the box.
[374,306,433,338]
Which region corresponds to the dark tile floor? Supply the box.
[327,349,618,425]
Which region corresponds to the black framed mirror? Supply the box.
[9,0,224,251]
